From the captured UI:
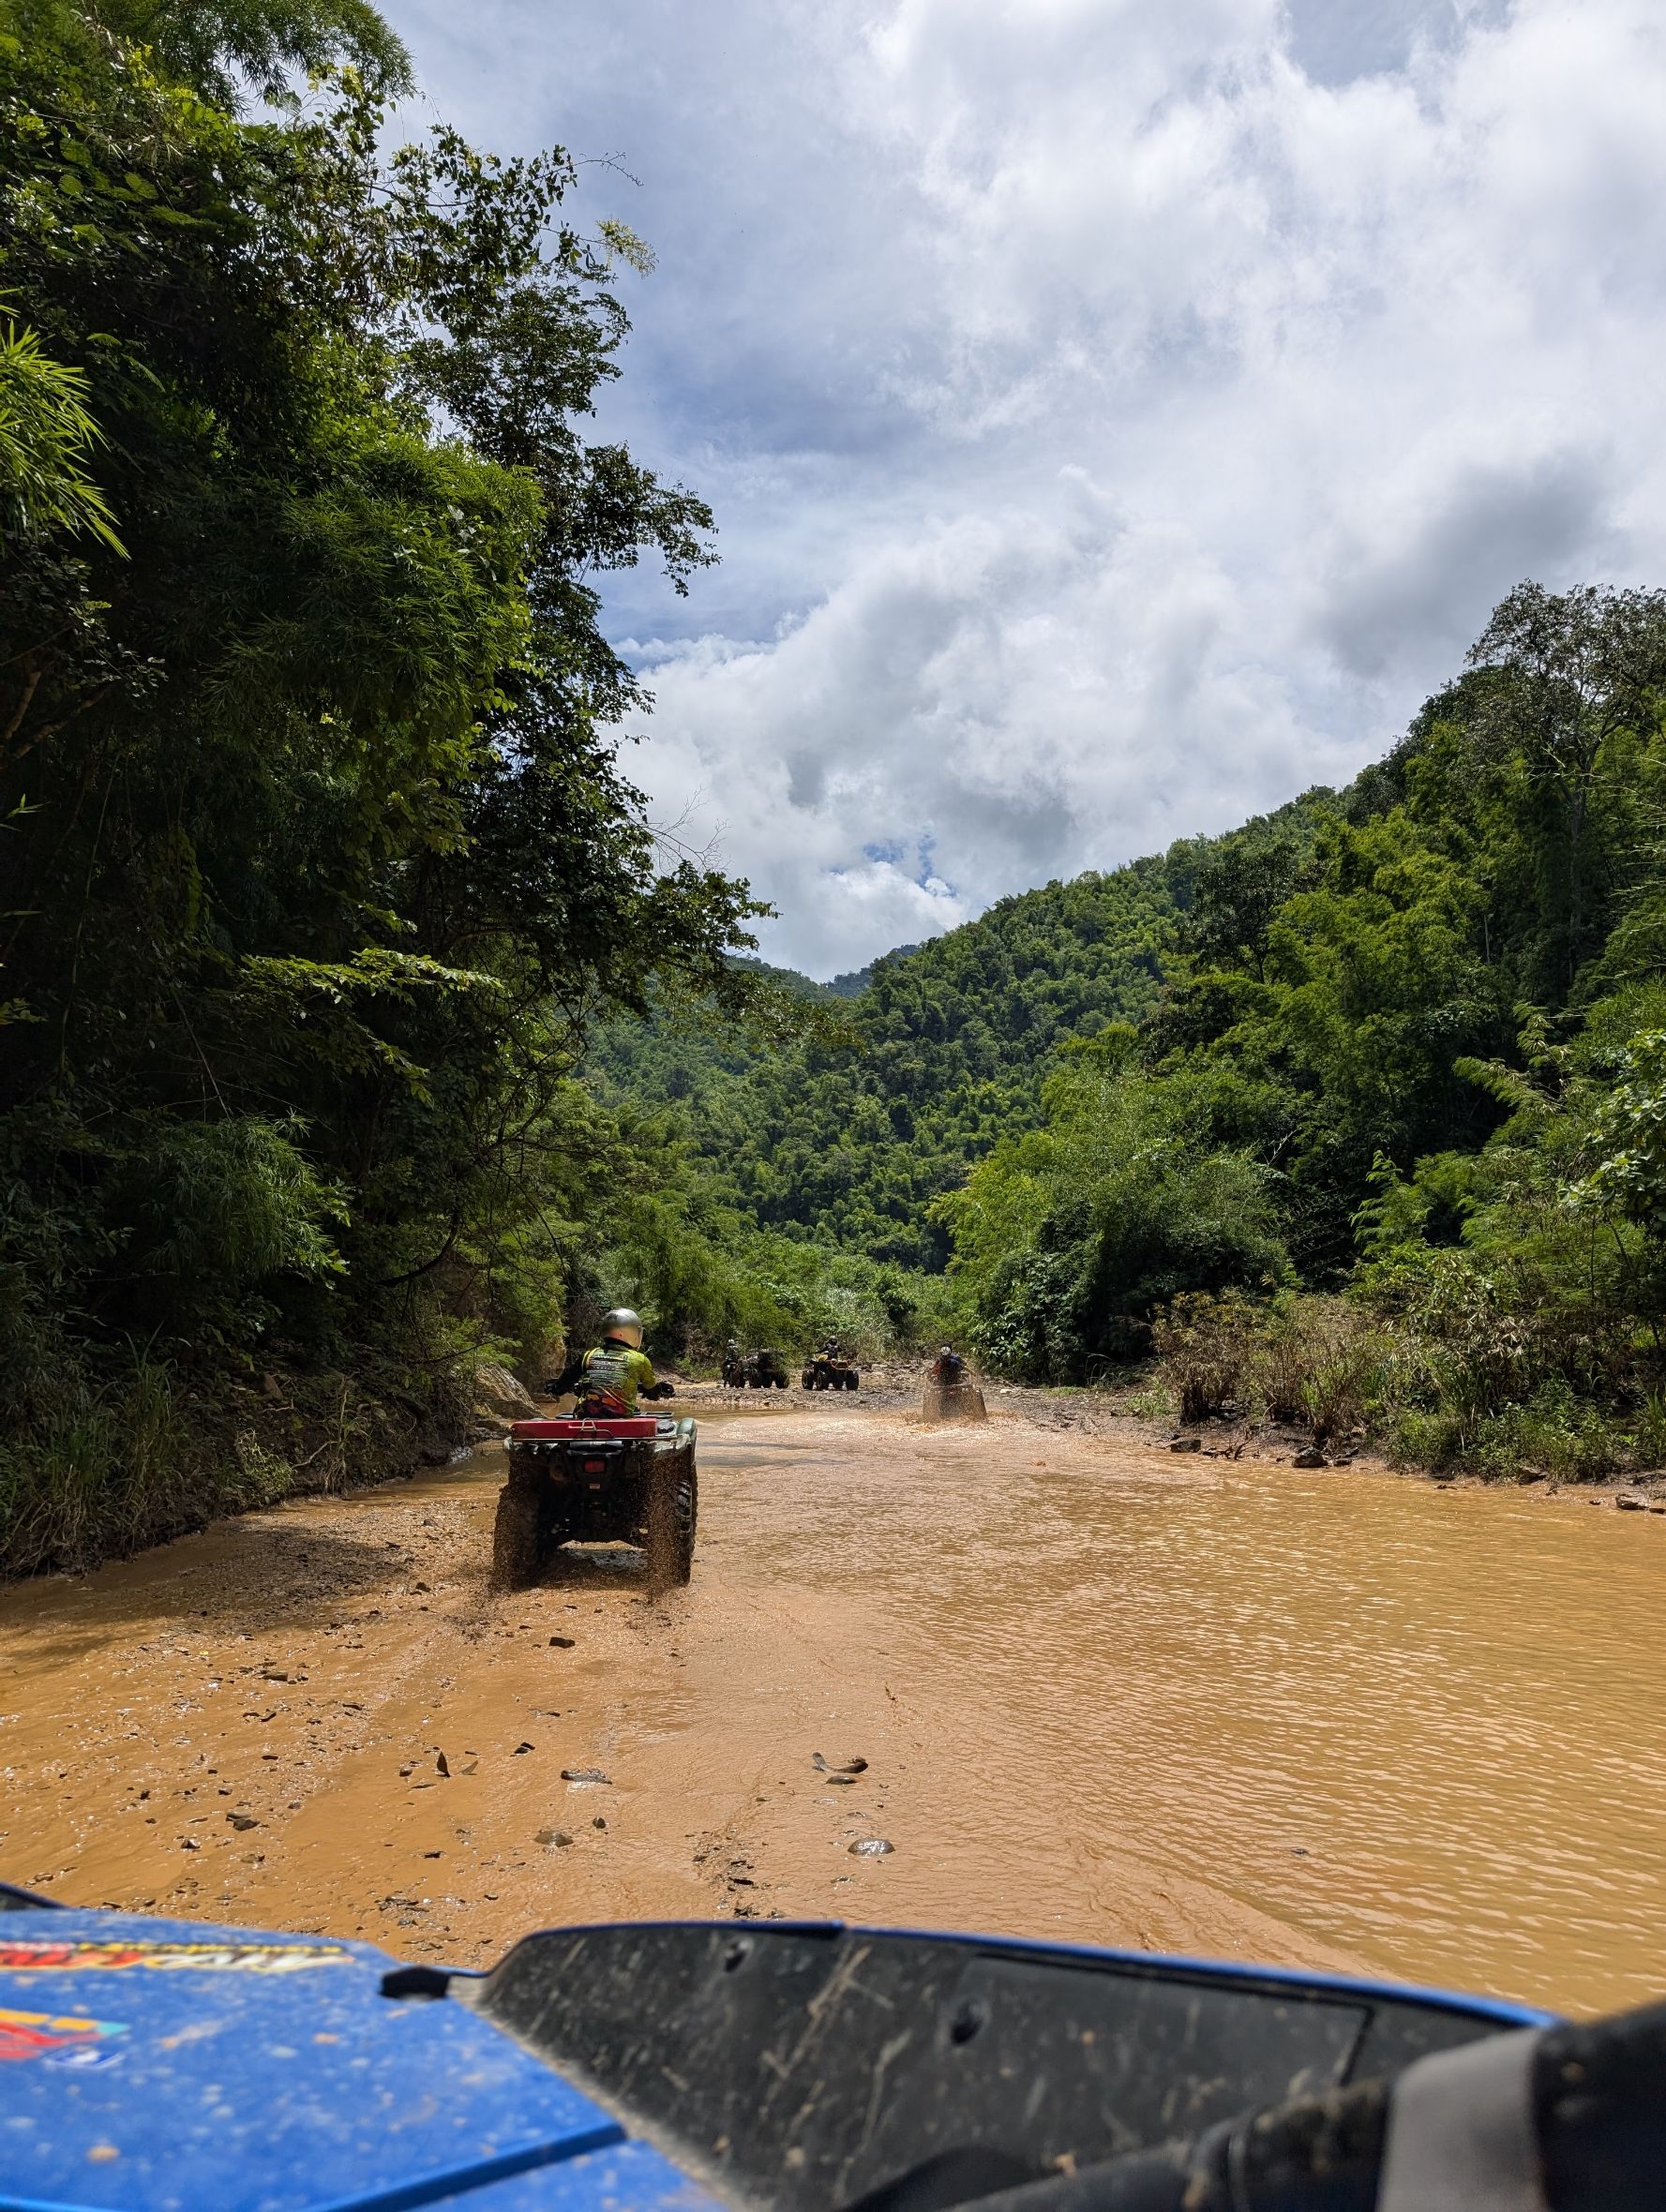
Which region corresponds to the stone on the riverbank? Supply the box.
[1291,1447,1327,1468]
[848,1838,893,1857]
[813,1753,867,1773]
[474,1363,537,1421]
[562,1767,609,1785]
[535,1829,574,1847]
[1169,1437,1202,1453]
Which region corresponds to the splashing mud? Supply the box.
[4,1402,1664,2015]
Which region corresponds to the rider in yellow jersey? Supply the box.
[547,1308,673,1414]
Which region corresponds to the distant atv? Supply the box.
[726,1344,788,1380]
[923,1351,986,1423]
[802,1349,860,1392]
[720,1346,747,1387]
[494,1413,698,1587]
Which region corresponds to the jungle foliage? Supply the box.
[0,0,770,1569]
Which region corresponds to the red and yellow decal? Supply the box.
[0,2005,128,2062]
[0,1938,351,1976]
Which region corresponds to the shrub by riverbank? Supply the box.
[0,1353,473,1577]
[1148,1288,1662,1482]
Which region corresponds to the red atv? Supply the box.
[493,1413,698,1588]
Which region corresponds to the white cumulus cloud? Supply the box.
[381,0,1666,973]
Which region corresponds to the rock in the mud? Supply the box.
[1615,1492,1646,1511]
[226,1813,260,1831]
[435,1752,450,1778]
[535,1829,574,1848]
[513,1741,535,1754]
[848,1838,894,1857]
[812,1753,868,1774]
[474,1362,538,1421]
[1291,1447,1328,1469]
[1169,1437,1202,1454]
[548,1636,577,1649]
[561,1767,610,1785]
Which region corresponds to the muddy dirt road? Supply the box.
[5,1400,1666,2016]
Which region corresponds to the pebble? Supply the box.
[848,1838,894,1857]
[535,1830,574,1848]
[513,1741,535,1755]
[1291,1448,1328,1469]
[562,1768,610,1785]
[548,1637,577,1649]
[1169,1437,1201,1454]
[812,1754,868,1773]
[226,1814,260,1832]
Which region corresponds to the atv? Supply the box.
[802,1349,860,1391]
[493,1412,698,1587]
[720,1345,747,1386]
[923,1351,986,1422]
[744,1347,789,1389]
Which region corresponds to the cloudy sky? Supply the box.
[381,0,1666,976]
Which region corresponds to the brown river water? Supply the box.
[3,1400,1663,2018]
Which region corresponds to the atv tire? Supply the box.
[645,1451,698,1587]
[492,1484,543,1590]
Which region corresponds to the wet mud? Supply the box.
[4,1400,1665,2016]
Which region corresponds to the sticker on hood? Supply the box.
[0,2005,128,2062]
[0,1939,351,1976]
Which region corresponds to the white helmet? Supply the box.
[602,1308,644,1349]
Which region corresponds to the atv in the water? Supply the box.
[493,1412,697,1586]
[9,1880,1665,2211]
[802,1349,860,1391]
[923,1350,986,1423]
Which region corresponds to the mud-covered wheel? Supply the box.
[802,1374,815,1391]
[492,1483,542,1589]
[844,1372,859,1391]
[646,1452,698,1585]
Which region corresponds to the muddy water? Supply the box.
[3,1403,1664,2018]
[718,1415,1666,2015]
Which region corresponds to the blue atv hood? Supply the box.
[0,1895,1555,2212]
[0,1906,713,2212]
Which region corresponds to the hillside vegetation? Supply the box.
[600,584,1666,1480]
[0,0,773,1570]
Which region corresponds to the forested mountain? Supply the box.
[598,583,1666,1480]
[592,851,1219,1268]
